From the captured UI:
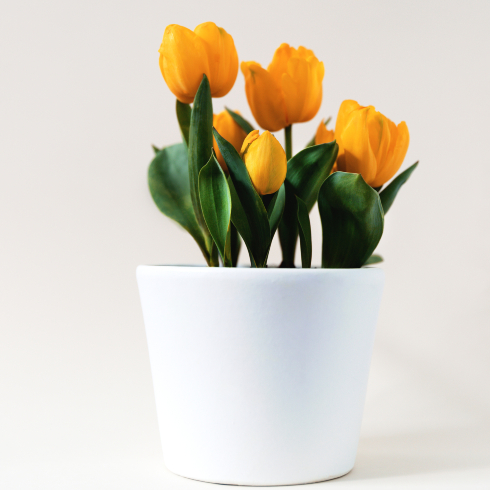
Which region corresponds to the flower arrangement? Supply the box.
[149,22,418,268]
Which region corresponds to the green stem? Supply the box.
[285,125,292,161]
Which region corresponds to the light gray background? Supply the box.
[1,0,489,488]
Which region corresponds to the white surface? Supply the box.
[1,0,490,488]
[137,266,384,485]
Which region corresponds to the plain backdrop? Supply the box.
[1,0,490,488]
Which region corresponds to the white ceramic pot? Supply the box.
[137,266,384,486]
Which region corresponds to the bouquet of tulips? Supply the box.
[149,22,418,268]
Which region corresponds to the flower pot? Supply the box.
[137,265,384,486]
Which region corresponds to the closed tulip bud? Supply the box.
[212,110,248,173]
[240,130,287,195]
[241,44,324,132]
[335,100,410,187]
[159,22,238,104]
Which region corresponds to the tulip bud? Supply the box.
[212,110,248,173]
[240,130,287,195]
[241,44,324,132]
[159,22,238,104]
[335,100,410,187]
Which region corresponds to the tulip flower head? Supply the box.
[159,22,239,104]
[241,44,324,132]
[335,100,410,188]
[212,110,248,173]
[240,130,287,195]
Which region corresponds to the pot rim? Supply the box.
[137,264,382,274]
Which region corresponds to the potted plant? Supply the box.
[137,22,418,486]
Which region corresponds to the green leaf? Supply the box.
[225,108,255,134]
[213,128,271,268]
[296,196,312,268]
[228,178,256,266]
[319,172,384,268]
[148,143,212,262]
[267,184,286,241]
[279,141,338,267]
[209,241,220,267]
[198,151,232,266]
[278,182,297,268]
[305,116,331,149]
[188,74,213,233]
[379,161,419,214]
[176,100,192,147]
[152,144,161,154]
[287,142,339,209]
[363,254,383,266]
[229,223,241,267]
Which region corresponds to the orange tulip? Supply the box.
[212,110,248,173]
[241,44,324,132]
[240,130,287,195]
[334,100,410,187]
[159,22,238,104]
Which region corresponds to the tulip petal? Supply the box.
[240,129,260,156]
[315,119,335,145]
[335,100,363,138]
[213,110,247,172]
[241,62,287,132]
[268,43,295,89]
[301,59,324,122]
[335,100,364,179]
[297,46,315,58]
[367,108,391,170]
[159,25,209,104]
[368,115,395,187]
[338,107,378,184]
[195,22,238,98]
[281,57,310,124]
[392,122,410,166]
[281,55,323,124]
[371,121,409,187]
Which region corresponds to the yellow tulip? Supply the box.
[159,22,238,104]
[240,130,287,195]
[241,44,324,132]
[212,110,248,173]
[335,100,410,187]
